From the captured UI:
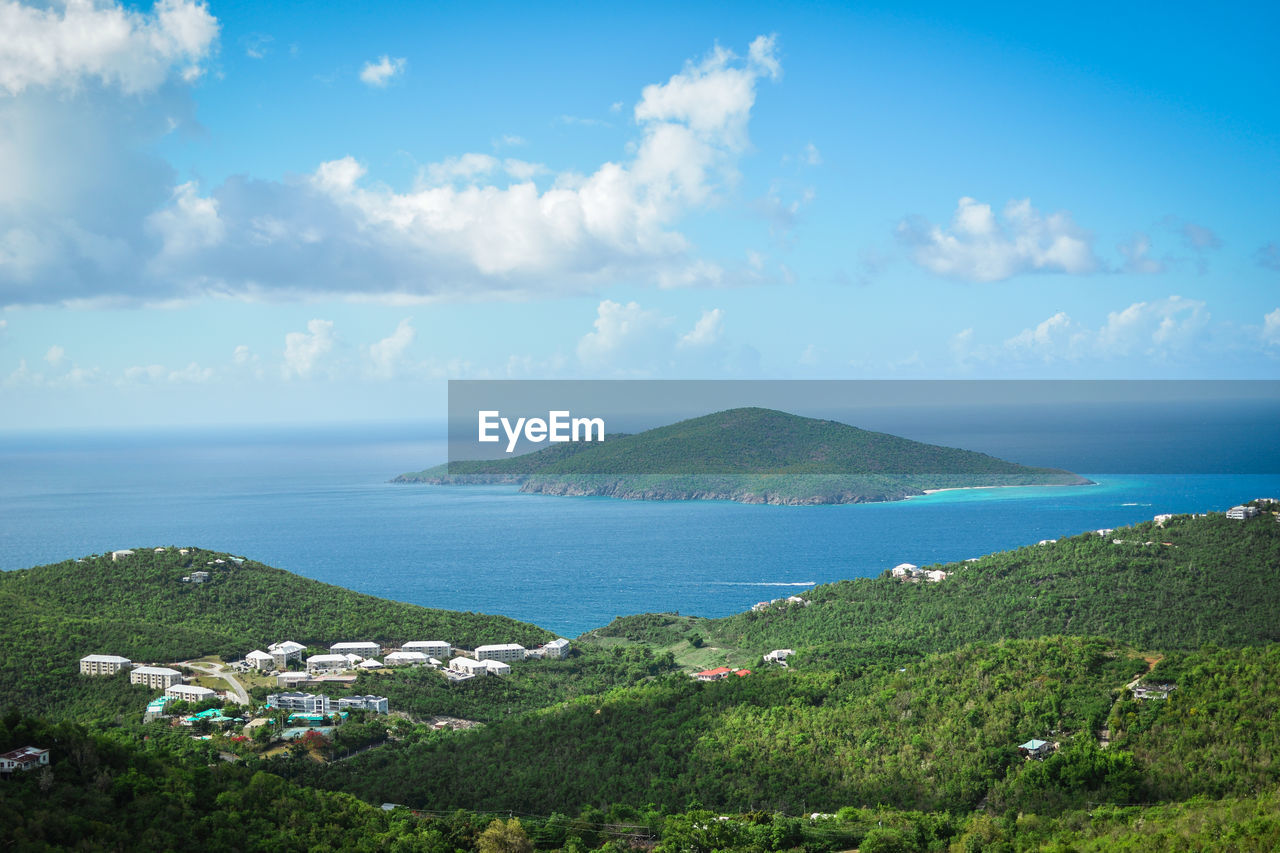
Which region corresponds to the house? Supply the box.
[483,660,511,676]
[763,649,795,665]
[450,657,491,677]
[269,640,307,669]
[330,642,381,657]
[342,653,364,665]
[891,562,918,577]
[0,746,50,774]
[694,666,733,682]
[1018,739,1053,759]
[542,638,571,659]
[1131,682,1177,700]
[401,640,452,658]
[130,666,183,689]
[786,595,810,606]
[1226,505,1259,520]
[384,651,429,667]
[166,684,217,702]
[306,654,350,673]
[733,669,751,677]
[190,571,210,583]
[925,570,949,582]
[111,549,134,561]
[267,692,335,714]
[276,671,311,687]
[751,601,771,612]
[154,547,166,553]
[1037,539,1057,546]
[357,658,384,670]
[144,696,173,722]
[474,643,526,663]
[338,695,389,714]
[80,654,132,676]
[245,650,274,670]
[1153,514,1175,526]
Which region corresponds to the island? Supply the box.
[394,407,1091,504]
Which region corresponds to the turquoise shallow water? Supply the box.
[1,426,1276,636]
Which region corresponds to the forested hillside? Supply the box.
[0,547,553,720]
[589,511,1280,665]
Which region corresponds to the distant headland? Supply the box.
[394,407,1091,505]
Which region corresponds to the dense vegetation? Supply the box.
[396,408,1087,504]
[3,502,1279,850]
[299,637,1148,814]
[588,512,1280,666]
[0,547,553,720]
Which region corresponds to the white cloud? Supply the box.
[577,300,669,367]
[167,361,212,382]
[232,344,252,365]
[678,308,723,348]
[0,0,219,95]
[959,296,1213,366]
[359,54,405,87]
[1118,233,1165,275]
[801,142,821,166]
[1179,221,1221,251]
[2,36,779,306]
[367,317,415,378]
[1264,308,1280,346]
[282,318,334,379]
[44,344,65,365]
[242,32,271,59]
[898,197,1099,282]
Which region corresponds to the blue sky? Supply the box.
[1,0,1278,428]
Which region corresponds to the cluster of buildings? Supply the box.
[693,666,751,681]
[889,563,950,583]
[240,637,572,681]
[79,655,193,691]
[750,595,811,612]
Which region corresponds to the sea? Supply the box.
[2,419,1278,637]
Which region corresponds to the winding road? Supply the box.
[180,660,251,705]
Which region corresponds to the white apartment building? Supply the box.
[401,641,452,657]
[130,666,183,689]
[383,651,429,667]
[306,654,350,674]
[484,660,511,676]
[542,638,571,659]
[338,695,389,714]
[246,650,274,669]
[166,684,217,702]
[330,642,381,657]
[267,692,335,714]
[80,654,132,676]
[450,657,490,676]
[1226,505,1259,520]
[474,643,526,663]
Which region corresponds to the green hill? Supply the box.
[0,547,553,720]
[588,510,1280,666]
[395,407,1089,504]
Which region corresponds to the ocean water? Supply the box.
[1,424,1277,637]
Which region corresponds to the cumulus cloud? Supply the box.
[2,36,780,307]
[282,318,334,379]
[1179,222,1221,251]
[44,344,65,365]
[359,55,405,87]
[678,308,723,348]
[577,300,669,367]
[0,0,219,95]
[367,317,415,378]
[956,296,1214,366]
[898,197,1099,282]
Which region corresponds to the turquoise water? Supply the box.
[1,425,1276,636]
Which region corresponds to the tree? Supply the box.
[476,818,533,853]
